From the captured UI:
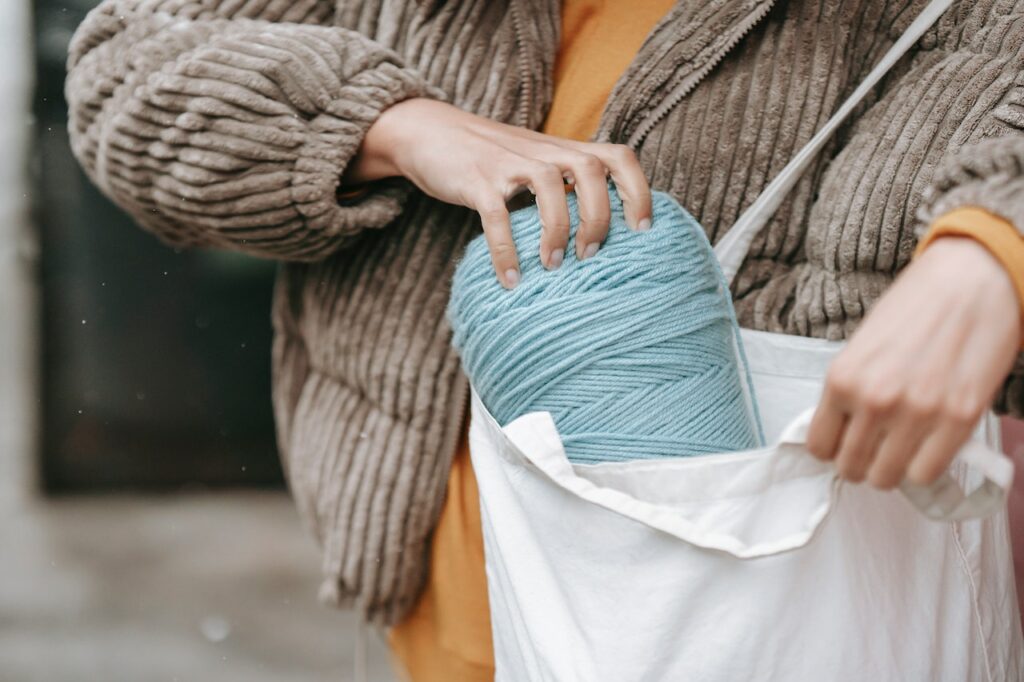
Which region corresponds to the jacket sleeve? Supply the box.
[66,0,444,261]
[914,9,1024,239]
[902,5,1024,415]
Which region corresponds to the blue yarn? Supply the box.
[448,186,764,464]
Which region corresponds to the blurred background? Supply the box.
[6,2,1024,681]
[3,1,396,679]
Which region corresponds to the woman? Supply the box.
[66,0,1024,678]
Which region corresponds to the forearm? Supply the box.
[916,205,1024,419]
[66,0,443,261]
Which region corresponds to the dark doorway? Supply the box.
[35,0,284,492]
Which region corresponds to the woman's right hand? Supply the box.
[344,98,653,288]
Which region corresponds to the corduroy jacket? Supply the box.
[66,0,1024,624]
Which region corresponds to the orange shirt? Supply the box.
[541,0,675,142]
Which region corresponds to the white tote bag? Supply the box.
[469,1,1024,679]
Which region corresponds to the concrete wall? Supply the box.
[0,0,37,508]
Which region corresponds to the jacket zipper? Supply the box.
[508,0,535,128]
[440,0,531,474]
[443,366,471,471]
[623,0,779,148]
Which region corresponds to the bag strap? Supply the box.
[713,0,954,285]
[777,409,1014,523]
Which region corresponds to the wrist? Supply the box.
[916,207,1024,341]
[923,236,1013,290]
[922,236,1023,341]
[344,97,425,184]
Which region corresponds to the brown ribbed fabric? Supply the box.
[66,0,1024,624]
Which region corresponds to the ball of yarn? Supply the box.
[448,187,762,464]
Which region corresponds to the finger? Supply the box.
[867,418,932,490]
[834,413,883,483]
[476,195,520,288]
[906,414,976,486]
[588,143,652,231]
[569,153,611,260]
[806,390,848,461]
[523,162,570,270]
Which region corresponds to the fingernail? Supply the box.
[637,217,651,231]
[582,243,599,260]
[547,249,564,270]
[503,268,520,288]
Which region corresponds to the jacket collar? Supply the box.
[598,0,779,145]
[509,0,779,144]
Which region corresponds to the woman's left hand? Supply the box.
[806,236,1022,489]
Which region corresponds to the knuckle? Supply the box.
[546,218,571,236]
[477,196,505,212]
[904,393,940,420]
[541,217,571,241]
[575,153,607,176]
[908,460,943,486]
[476,195,508,221]
[607,143,638,165]
[580,205,610,221]
[948,412,978,431]
[867,456,903,490]
[838,461,865,483]
[479,206,507,221]
[579,214,611,233]
[479,153,514,180]
[943,397,981,427]
[806,438,832,461]
[530,161,563,184]
[868,470,899,491]
[488,241,517,259]
[825,363,857,400]
[805,417,835,460]
[838,370,897,414]
[861,386,900,416]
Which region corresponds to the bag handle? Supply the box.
[777,409,1015,522]
[713,0,954,285]
[900,435,1016,521]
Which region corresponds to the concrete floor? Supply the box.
[0,492,400,682]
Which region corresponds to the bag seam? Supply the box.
[951,521,995,682]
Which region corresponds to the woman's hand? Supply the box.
[344,98,652,288]
[806,237,1021,489]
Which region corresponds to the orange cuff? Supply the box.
[916,207,1024,332]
